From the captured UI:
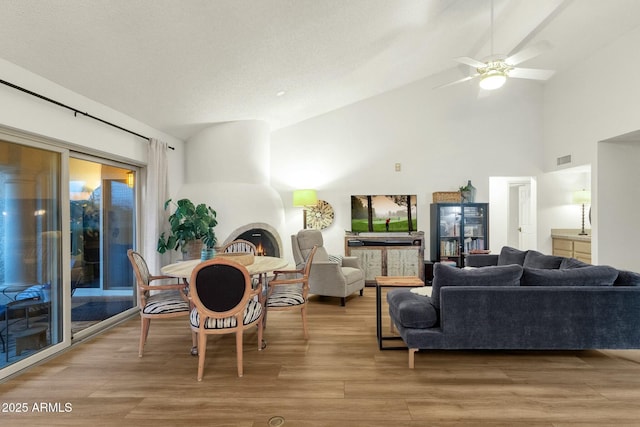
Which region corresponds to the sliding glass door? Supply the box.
[0,133,141,376]
[0,140,62,367]
[69,157,136,333]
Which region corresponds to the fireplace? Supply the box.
[222,223,283,258]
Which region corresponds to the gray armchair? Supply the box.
[291,229,365,306]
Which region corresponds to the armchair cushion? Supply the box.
[296,229,324,260]
[312,246,330,262]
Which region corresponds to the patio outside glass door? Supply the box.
[70,158,136,333]
[0,140,62,367]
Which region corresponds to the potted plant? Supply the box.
[157,198,218,260]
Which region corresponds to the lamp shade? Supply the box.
[572,190,591,205]
[293,189,317,207]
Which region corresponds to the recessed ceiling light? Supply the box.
[276,91,286,97]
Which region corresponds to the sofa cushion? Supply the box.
[497,246,527,266]
[523,250,563,269]
[559,257,590,269]
[387,288,438,328]
[431,263,523,309]
[614,270,640,286]
[521,265,619,287]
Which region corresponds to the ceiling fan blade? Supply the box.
[509,67,555,80]
[505,40,552,66]
[433,75,477,89]
[454,57,487,69]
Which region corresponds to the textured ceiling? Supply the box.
[1,0,639,140]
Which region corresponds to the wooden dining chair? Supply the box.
[189,257,264,380]
[266,246,317,339]
[220,239,257,254]
[127,249,193,357]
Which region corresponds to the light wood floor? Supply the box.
[1,288,640,426]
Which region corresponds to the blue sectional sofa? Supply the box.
[387,246,640,368]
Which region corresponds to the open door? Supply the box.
[517,183,536,249]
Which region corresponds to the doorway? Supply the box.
[489,177,537,252]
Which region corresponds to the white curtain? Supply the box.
[143,138,170,274]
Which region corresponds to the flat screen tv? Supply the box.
[351,195,417,232]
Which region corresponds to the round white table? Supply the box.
[161,255,290,280]
[161,255,291,355]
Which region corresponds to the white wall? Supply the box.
[271,74,546,259]
[0,58,184,194]
[542,25,640,266]
[597,137,640,270]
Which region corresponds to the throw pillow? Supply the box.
[328,254,343,265]
[613,269,640,286]
[559,257,590,269]
[387,289,438,328]
[523,250,563,269]
[497,246,528,266]
[521,265,619,287]
[431,262,523,309]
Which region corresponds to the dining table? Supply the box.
[160,255,291,282]
[161,255,291,354]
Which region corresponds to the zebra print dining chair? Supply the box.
[189,257,264,380]
[266,246,317,339]
[127,249,194,357]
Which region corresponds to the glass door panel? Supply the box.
[69,158,135,333]
[0,140,61,367]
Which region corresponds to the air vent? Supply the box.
[557,155,572,166]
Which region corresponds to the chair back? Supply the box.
[127,249,150,287]
[221,239,257,254]
[292,230,328,268]
[302,245,318,280]
[189,258,252,318]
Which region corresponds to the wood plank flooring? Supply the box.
[1,288,640,426]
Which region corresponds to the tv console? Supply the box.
[345,232,425,285]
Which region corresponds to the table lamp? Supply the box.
[572,189,591,235]
[293,189,317,229]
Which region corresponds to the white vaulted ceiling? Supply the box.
[1,0,639,140]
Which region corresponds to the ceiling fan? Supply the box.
[438,0,555,90]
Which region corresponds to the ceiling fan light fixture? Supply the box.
[479,71,507,90]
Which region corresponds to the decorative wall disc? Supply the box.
[306,200,334,229]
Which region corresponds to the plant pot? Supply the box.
[183,239,204,260]
[200,248,216,261]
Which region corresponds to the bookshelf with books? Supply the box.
[430,203,489,267]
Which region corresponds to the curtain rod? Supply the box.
[0,78,175,150]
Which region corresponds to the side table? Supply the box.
[375,276,424,350]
